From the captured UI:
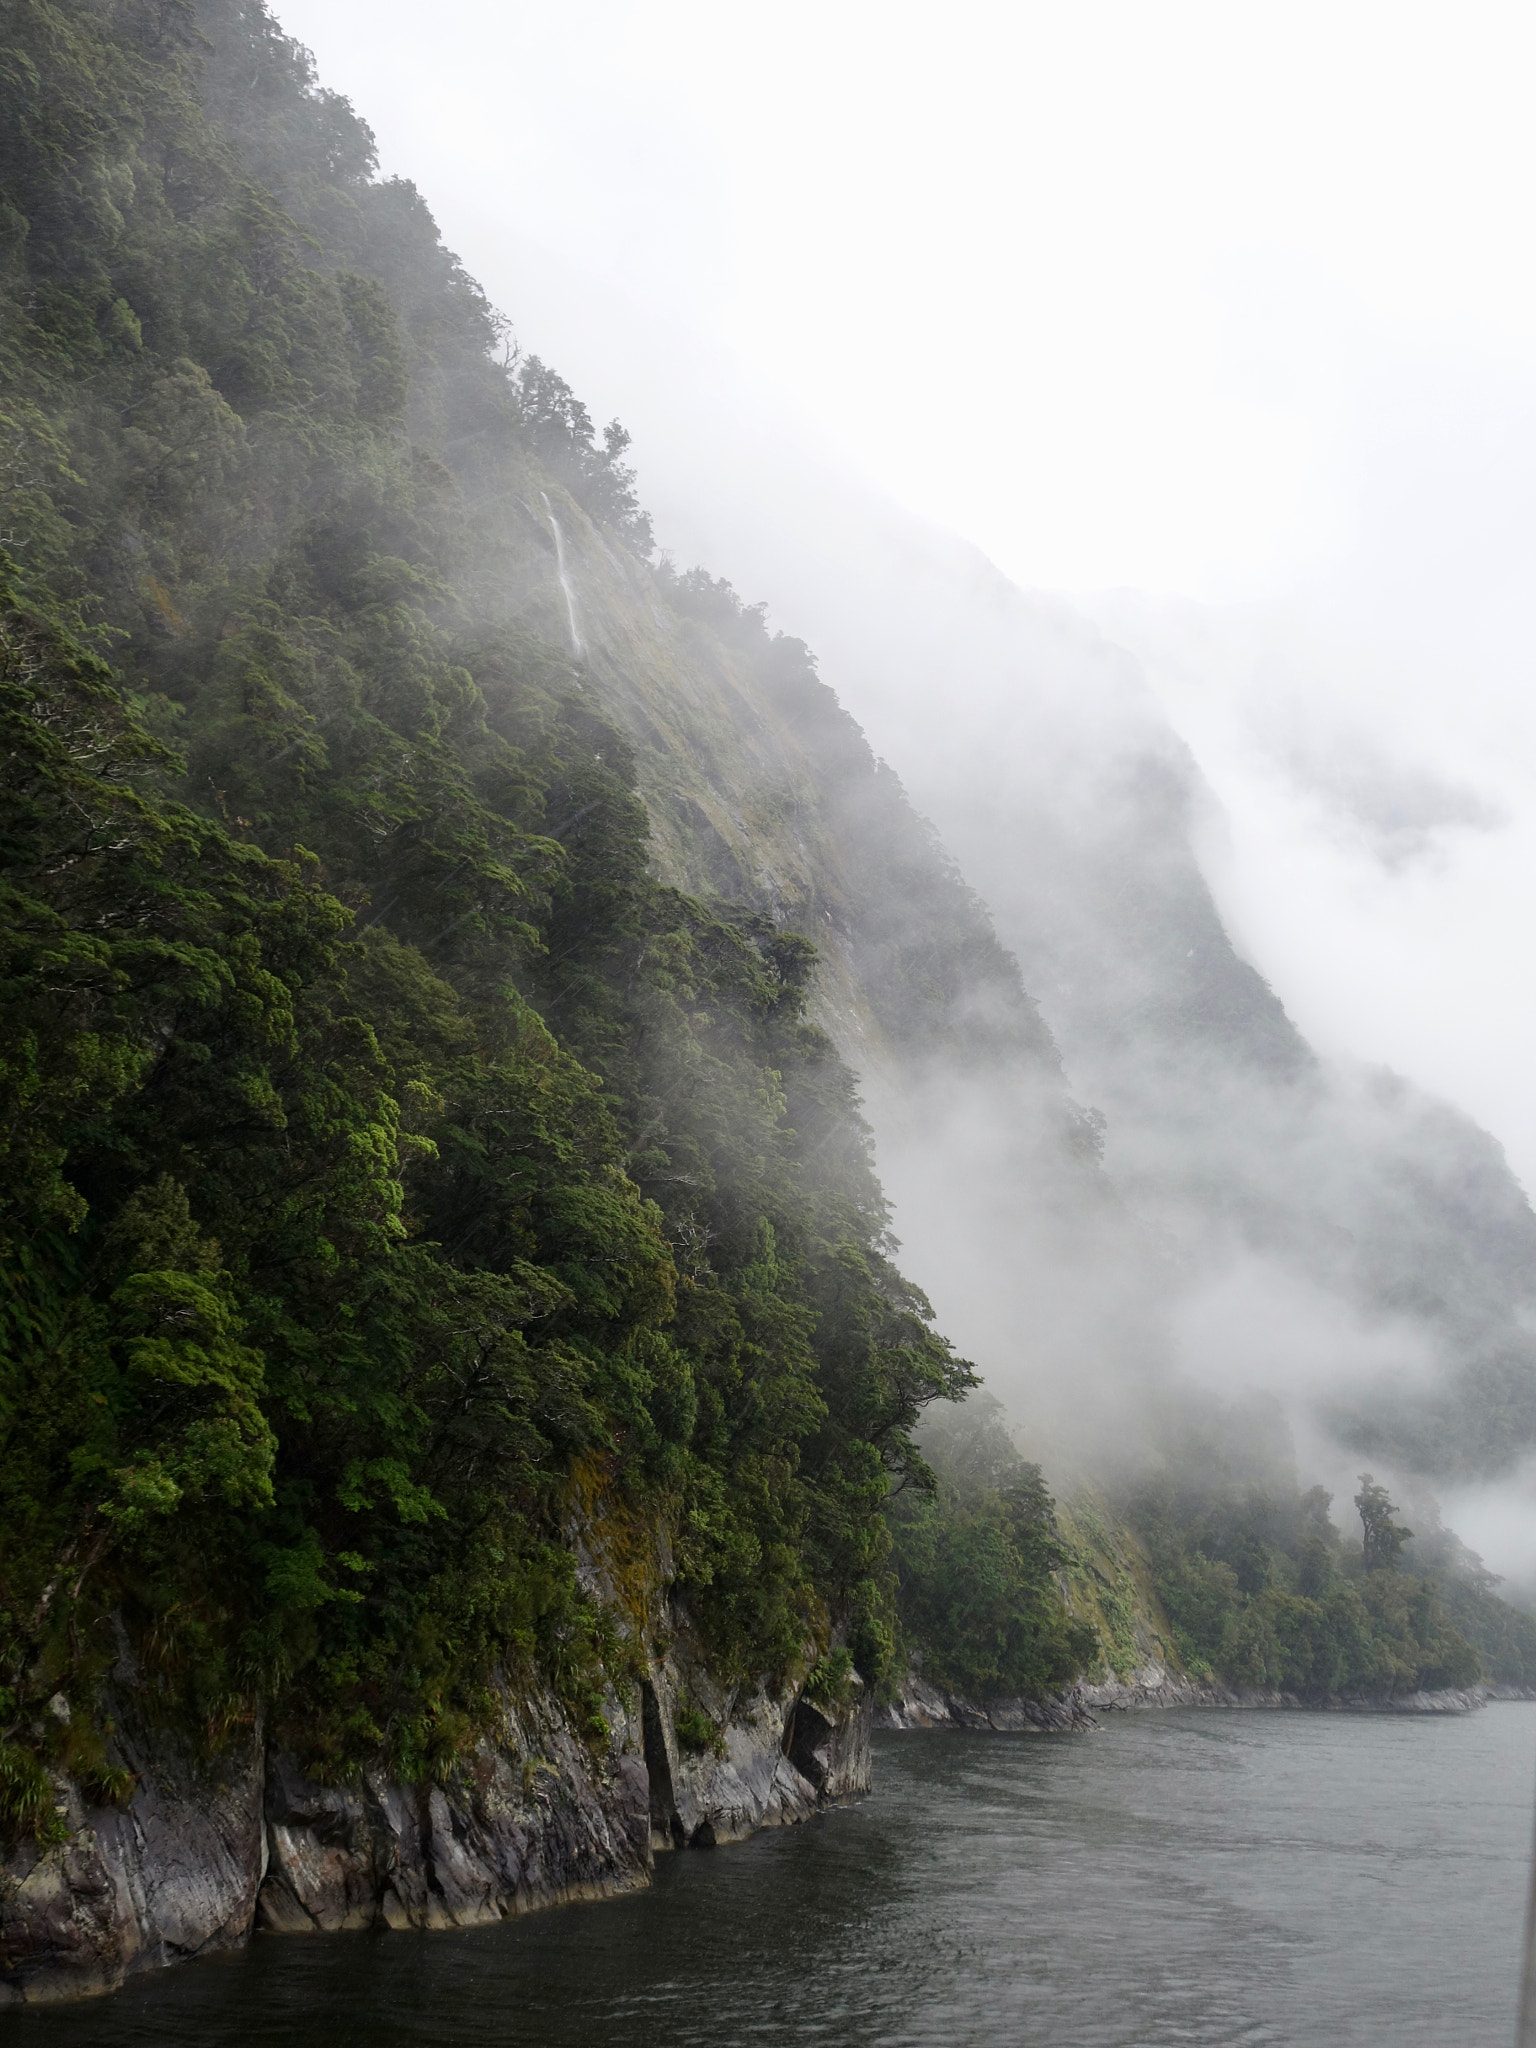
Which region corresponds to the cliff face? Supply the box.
[0,0,1075,2002]
[0,1682,267,2006]
[1,1518,872,2008]
[509,508,1152,1475]
[742,533,1536,1484]
[9,0,1514,2009]
[0,1669,870,2007]
[0,0,1073,1982]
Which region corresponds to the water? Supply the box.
[15,1709,1534,2046]
[538,491,585,657]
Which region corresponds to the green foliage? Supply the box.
[0,1741,65,1846]
[1134,1448,1482,1699]
[672,1693,724,1756]
[1380,1499,1536,1687]
[1354,1473,1411,1571]
[654,565,1060,1073]
[513,357,653,553]
[888,1397,1097,1701]
[0,0,973,1801]
[802,1645,856,1709]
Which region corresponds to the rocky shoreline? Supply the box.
[0,1625,870,2010]
[875,1663,1530,1733]
[10,1643,1527,2008]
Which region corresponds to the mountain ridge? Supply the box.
[1,0,1531,2008]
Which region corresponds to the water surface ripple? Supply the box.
[15,1708,1534,2046]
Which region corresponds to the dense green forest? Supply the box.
[0,0,1526,1852]
[0,0,983,1825]
[889,1395,1534,1702]
[1125,1405,1536,1695]
[888,1398,1098,1700]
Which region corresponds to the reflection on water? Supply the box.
[13,1707,1533,2047]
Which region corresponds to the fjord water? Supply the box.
[18,1711,1533,2048]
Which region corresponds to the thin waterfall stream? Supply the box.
[540,491,585,658]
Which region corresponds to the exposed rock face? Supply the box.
[640,1670,817,1849]
[1328,1685,1490,1715]
[0,1648,872,2006]
[3,1471,875,2011]
[1078,1664,1232,1713]
[0,1693,265,2008]
[638,1617,871,1849]
[877,1672,1099,1732]
[257,1682,653,1936]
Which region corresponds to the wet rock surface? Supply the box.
[257,1686,653,1936]
[1,1641,870,2007]
[635,1612,871,1850]
[877,1672,1101,1732]
[0,1691,265,2008]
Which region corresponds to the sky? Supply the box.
[275,0,1536,1195]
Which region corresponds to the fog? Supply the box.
[274,0,1536,1577]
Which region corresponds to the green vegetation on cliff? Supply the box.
[887,1398,1096,1700]
[3,0,1528,1847]
[891,1398,1517,1708]
[1130,1413,1525,1698]
[0,0,991,1819]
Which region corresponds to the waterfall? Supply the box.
[540,491,585,658]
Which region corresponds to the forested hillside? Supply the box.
[0,0,1104,1859]
[0,0,1528,1951]
[836,574,1536,1487]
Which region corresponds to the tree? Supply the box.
[1355,1474,1412,1571]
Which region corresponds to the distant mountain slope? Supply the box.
[672,503,1536,1484]
[918,601,1536,1482]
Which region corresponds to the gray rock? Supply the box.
[641,1615,871,1848]
[257,1681,652,1933]
[2,1626,868,2006]
[0,1694,264,2008]
[877,1671,1100,1731]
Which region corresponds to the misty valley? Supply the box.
[2,1,1534,2041]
